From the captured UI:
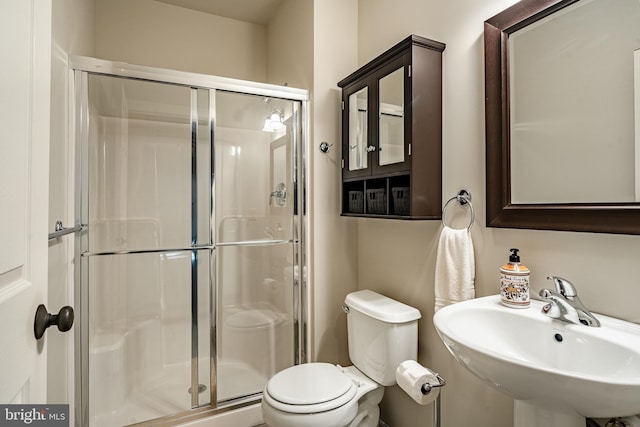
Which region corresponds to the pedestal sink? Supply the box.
[433,295,640,427]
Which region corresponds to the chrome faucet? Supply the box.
[269,182,287,206]
[539,276,600,327]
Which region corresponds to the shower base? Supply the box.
[90,360,267,426]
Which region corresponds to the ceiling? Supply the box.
[153,0,284,25]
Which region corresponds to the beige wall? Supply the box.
[95,0,267,82]
[267,0,313,89]
[356,0,640,426]
[309,0,359,365]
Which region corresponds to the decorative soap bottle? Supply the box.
[500,248,530,308]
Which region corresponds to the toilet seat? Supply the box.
[264,363,357,414]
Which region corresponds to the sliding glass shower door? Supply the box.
[75,62,305,426]
[214,91,299,402]
[81,74,213,425]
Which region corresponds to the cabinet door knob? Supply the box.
[34,304,74,339]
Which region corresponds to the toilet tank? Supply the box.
[344,290,421,386]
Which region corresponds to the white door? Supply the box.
[0,0,52,405]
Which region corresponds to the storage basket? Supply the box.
[366,189,387,214]
[391,187,410,215]
[348,191,364,213]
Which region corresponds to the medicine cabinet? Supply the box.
[338,35,445,219]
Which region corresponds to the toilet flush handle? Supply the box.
[342,305,350,314]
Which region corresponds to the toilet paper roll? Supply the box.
[395,360,440,406]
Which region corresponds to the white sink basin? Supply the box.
[433,295,640,425]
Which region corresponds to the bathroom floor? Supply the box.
[253,421,391,427]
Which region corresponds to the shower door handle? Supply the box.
[34,304,74,340]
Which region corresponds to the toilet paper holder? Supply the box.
[396,361,447,427]
[420,373,446,395]
[421,372,446,427]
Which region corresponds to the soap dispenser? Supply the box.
[500,248,530,308]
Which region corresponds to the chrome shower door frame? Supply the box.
[71,56,308,426]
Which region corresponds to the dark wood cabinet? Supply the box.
[338,35,445,219]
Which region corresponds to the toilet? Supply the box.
[261,289,421,427]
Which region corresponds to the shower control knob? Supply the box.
[34,304,74,340]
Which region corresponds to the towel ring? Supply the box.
[442,189,474,231]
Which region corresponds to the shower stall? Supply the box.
[71,57,307,426]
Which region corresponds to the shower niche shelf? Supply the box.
[338,35,445,219]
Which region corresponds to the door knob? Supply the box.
[34,304,74,340]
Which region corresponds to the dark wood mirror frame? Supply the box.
[485,0,640,235]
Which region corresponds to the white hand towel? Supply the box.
[434,225,475,312]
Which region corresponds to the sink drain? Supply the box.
[188,384,207,394]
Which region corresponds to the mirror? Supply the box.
[509,0,640,204]
[379,67,404,166]
[348,87,368,171]
[485,0,640,234]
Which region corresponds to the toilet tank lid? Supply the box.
[345,290,421,323]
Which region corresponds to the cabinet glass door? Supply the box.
[378,67,404,166]
[348,87,369,171]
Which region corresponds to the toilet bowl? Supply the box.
[261,364,382,427]
[261,290,421,427]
